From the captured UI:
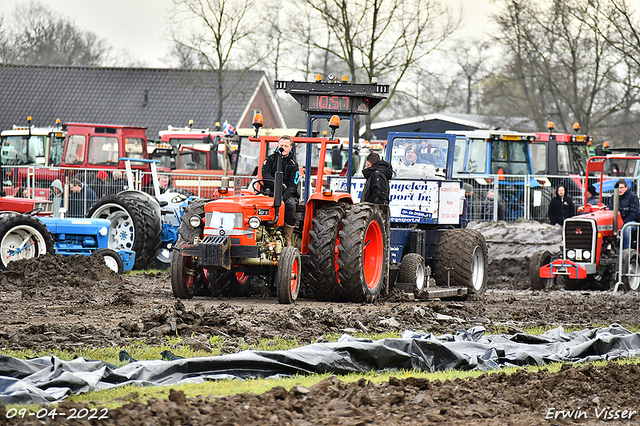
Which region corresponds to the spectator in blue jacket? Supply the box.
[610,179,640,249]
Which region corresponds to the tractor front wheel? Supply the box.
[529,250,554,290]
[397,253,426,296]
[0,213,54,269]
[621,248,640,292]
[277,246,301,304]
[171,241,206,299]
[91,248,124,274]
[337,204,387,302]
[434,229,487,296]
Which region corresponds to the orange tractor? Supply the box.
[170,116,388,303]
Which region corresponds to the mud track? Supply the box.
[2,221,640,425]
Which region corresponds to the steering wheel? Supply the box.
[251,179,286,195]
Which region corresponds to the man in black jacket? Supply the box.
[262,135,299,246]
[361,153,392,205]
[610,179,640,249]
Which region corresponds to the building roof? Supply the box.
[0,64,284,140]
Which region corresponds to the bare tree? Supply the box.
[295,0,458,138]
[486,0,635,136]
[0,2,110,66]
[171,0,273,125]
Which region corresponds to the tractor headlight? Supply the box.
[567,250,576,259]
[248,216,261,229]
[99,226,108,237]
[189,215,202,228]
[583,250,591,260]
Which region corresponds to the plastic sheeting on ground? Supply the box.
[3,325,640,404]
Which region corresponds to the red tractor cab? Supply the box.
[531,156,640,291]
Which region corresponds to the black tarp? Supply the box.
[2,325,640,404]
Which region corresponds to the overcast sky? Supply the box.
[0,0,495,68]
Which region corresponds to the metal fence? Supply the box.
[6,165,640,223]
[1,165,255,217]
[614,221,640,293]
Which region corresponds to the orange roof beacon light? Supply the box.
[547,121,555,133]
[315,74,322,82]
[341,75,348,82]
[252,113,264,138]
[603,141,610,148]
[573,122,580,133]
[328,115,340,140]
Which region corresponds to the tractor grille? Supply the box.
[564,219,595,251]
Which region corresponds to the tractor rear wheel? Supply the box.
[277,246,301,304]
[336,204,387,302]
[87,194,162,270]
[91,248,124,274]
[621,248,640,292]
[171,241,206,299]
[529,250,554,290]
[397,253,426,296]
[209,270,253,296]
[434,229,487,295]
[305,204,345,301]
[0,212,54,269]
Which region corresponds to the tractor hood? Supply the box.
[203,195,284,232]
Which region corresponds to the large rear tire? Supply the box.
[434,229,487,295]
[178,198,208,243]
[0,213,54,269]
[87,194,162,270]
[277,246,301,304]
[529,250,554,290]
[305,204,345,301]
[209,270,253,296]
[336,204,387,302]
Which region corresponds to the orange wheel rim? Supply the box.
[363,220,383,289]
[235,272,248,284]
[290,258,299,294]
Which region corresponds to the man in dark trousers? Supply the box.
[261,135,300,246]
[610,179,640,249]
[360,152,392,205]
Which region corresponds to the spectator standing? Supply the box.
[68,177,97,218]
[609,179,640,249]
[110,170,127,194]
[360,153,392,205]
[49,179,63,218]
[548,185,575,225]
[482,189,505,221]
[15,186,28,198]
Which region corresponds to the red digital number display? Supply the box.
[311,95,350,111]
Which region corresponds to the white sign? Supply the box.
[329,177,460,224]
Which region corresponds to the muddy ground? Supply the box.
[2,221,640,425]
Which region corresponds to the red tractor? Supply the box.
[530,156,640,291]
[171,116,388,303]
